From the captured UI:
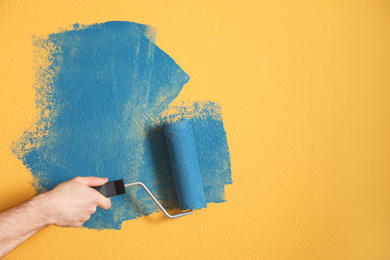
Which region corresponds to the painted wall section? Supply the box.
[11,22,232,230]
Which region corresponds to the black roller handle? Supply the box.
[92,179,126,198]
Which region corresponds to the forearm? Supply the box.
[0,176,111,258]
[0,194,53,257]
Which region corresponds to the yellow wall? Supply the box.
[1,0,390,259]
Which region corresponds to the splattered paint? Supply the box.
[12,22,232,229]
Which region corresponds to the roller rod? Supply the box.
[124,182,194,219]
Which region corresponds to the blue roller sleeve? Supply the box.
[163,120,207,210]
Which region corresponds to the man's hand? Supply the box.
[43,176,112,227]
[0,176,111,257]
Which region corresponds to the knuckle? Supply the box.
[81,215,90,222]
[93,196,100,204]
[72,177,80,182]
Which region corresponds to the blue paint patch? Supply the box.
[12,22,232,229]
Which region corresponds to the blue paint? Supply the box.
[12,22,232,229]
[163,120,207,210]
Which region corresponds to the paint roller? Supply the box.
[92,120,207,218]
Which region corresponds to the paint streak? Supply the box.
[12,22,232,229]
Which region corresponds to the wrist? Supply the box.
[30,193,57,226]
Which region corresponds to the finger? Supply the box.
[73,176,108,187]
[98,196,111,210]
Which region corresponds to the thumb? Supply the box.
[73,176,108,187]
